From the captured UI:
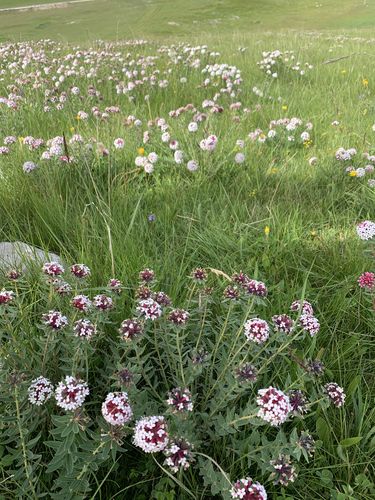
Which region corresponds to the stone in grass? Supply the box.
[0,241,61,273]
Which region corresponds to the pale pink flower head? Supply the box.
[55,376,89,411]
[324,382,346,408]
[257,386,291,426]
[244,318,270,344]
[101,392,133,425]
[133,416,169,453]
[230,477,267,499]
[28,376,54,406]
[356,220,375,240]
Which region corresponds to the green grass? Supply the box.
[0,1,375,498]
[0,0,375,43]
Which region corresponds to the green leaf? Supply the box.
[316,417,331,445]
[340,436,362,447]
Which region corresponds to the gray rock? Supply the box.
[0,241,61,272]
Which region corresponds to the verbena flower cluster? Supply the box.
[3,261,348,497]
[101,392,133,425]
[335,148,375,186]
[257,49,313,78]
[55,376,90,411]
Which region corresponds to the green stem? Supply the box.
[14,387,38,500]
[176,327,185,385]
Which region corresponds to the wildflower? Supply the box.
[28,376,54,405]
[101,392,133,426]
[270,455,297,486]
[174,150,184,164]
[191,267,208,282]
[113,138,125,149]
[117,368,134,387]
[362,78,369,87]
[164,438,194,473]
[52,279,72,295]
[290,299,314,315]
[55,376,89,411]
[188,122,198,132]
[71,263,91,278]
[191,348,209,365]
[137,147,145,156]
[232,271,249,285]
[223,285,240,300]
[167,387,193,413]
[324,382,346,408]
[108,278,123,294]
[306,359,325,377]
[264,226,270,236]
[297,432,316,457]
[42,261,64,276]
[358,272,375,289]
[73,319,96,339]
[356,220,375,240]
[308,156,317,166]
[282,105,288,111]
[6,269,22,280]
[235,363,258,383]
[148,152,158,164]
[299,314,320,336]
[168,308,189,325]
[136,285,152,300]
[245,279,268,297]
[139,268,155,283]
[153,291,172,306]
[72,294,92,312]
[148,214,156,222]
[42,310,68,330]
[235,152,245,164]
[272,314,294,334]
[244,318,270,344]
[133,416,169,453]
[257,386,291,426]
[288,390,308,415]
[187,160,199,171]
[93,294,113,310]
[0,289,14,304]
[135,156,146,167]
[200,135,218,152]
[119,318,143,341]
[230,477,267,499]
[136,298,162,320]
[23,161,38,173]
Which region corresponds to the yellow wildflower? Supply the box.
[362,78,369,87]
[137,147,145,156]
[349,171,357,177]
[282,105,288,111]
[264,226,270,236]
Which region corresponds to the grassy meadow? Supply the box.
[0,1,374,499]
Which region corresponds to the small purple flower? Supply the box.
[299,314,320,336]
[167,387,193,413]
[324,382,346,408]
[272,314,294,334]
[270,455,297,486]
